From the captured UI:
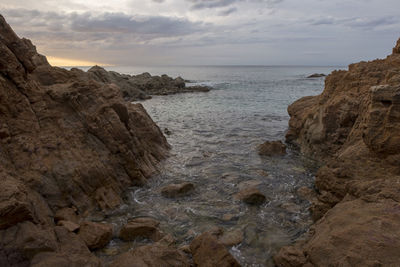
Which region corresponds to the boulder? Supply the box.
[257,141,286,156]
[54,208,79,224]
[190,232,241,267]
[161,183,195,198]
[234,188,266,205]
[119,217,162,242]
[78,222,113,250]
[110,242,190,267]
[57,220,80,232]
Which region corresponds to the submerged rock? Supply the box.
[190,232,241,267]
[234,187,266,205]
[161,182,195,198]
[257,140,287,156]
[119,217,162,242]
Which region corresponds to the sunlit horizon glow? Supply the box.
[46,56,112,67]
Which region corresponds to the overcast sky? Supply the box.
[1,0,399,66]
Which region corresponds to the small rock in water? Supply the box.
[307,73,326,78]
[119,217,162,242]
[219,229,244,247]
[238,180,262,190]
[222,213,235,221]
[161,182,195,198]
[257,140,287,156]
[234,187,266,205]
[164,128,172,135]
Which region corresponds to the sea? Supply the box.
[83,65,343,266]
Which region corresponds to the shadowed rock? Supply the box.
[257,140,287,156]
[119,217,163,242]
[234,187,266,205]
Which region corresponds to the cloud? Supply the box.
[307,15,399,30]
[2,8,206,45]
[186,0,283,10]
[218,7,238,16]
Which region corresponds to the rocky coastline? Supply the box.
[275,38,400,266]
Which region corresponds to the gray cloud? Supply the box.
[307,16,399,30]
[218,7,238,16]
[186,0,283,10]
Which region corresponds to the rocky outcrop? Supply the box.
[307,73,326,78]
[276,38,400,265]
[0,15,170,265]
[86,66,211,101]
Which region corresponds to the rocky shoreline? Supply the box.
[275,39,400,266]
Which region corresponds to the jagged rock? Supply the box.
[307,73,326,78]
[161,182,195,198]
[234,187,266,205]
[78,222,113,250]
[0,14,169,265]
[119,217,163,242]
[190,232,241,267]
[278,38,400,265]
[257,140,286,156]
[110,242,190,267]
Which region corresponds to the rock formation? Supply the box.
[0,14,170,265]
[86,66,211,101]
[275,38,400,266]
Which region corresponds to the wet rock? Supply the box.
[307,73,326,78]
[57,220,80,232]
[54,208,79,224]
[219,229,244,247]
[161,182,195,198]
[238,180,262,190]
[119,217,163,242]
[297,186,316,202]
[111,242,190,267]
[234,187,266,205]
[78,222,113,250]
[164,128,172,135]
[222,214,235,221]
[190,232,241,267]
[257,140,286,156]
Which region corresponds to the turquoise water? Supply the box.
[96,65,342,266]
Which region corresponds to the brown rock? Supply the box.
[57,220,80,232]
[78,222,113,250]
[111,242,190,267]
[280,37,400,266]
[219,229,244,247]
[119,217,162,242]
[393,38,400,54]
[161,182,195,198]
[190,232,241,267]
[257,140,286,156]
[234,187,266,205]
[54,208,79,224]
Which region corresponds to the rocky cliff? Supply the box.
[0,15,170,266]
[275,39,400,266]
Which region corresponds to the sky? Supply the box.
[1,0,399,66]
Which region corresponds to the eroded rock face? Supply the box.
[0,15,169,265]
[277,38,400,265]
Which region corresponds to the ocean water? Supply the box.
[94,65,342,266]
